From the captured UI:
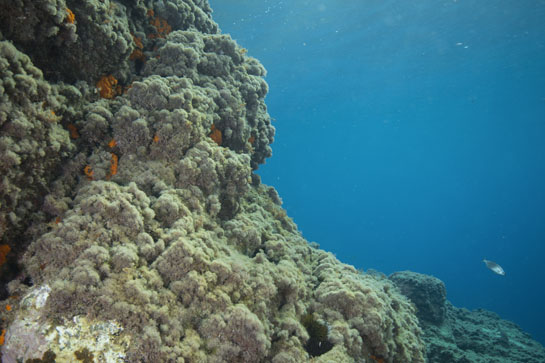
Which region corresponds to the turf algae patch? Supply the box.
[0,40,74,298]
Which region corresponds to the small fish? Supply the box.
[483,259,505,276]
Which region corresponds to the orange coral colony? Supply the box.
[147,9,172,39]
[107,153,118,180]
[96,75,119,99]
[65,8,75,24]
[133,34,144,50]
[129,48,145,62]
[209,124,222,145]
[370,355,385,363]
[108,139,117,148]
[0,244,10,267]
[67,123,79,139]
[83,165,94,180]
[129,34,146,63]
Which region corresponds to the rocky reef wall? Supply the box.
[0,0,425,362]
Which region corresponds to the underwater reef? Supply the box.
[0,0,542,362]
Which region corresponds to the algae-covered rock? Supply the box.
[0,40,73,246]
[7,183,425,362]
[3,0,540,361]
[0,1,426,362]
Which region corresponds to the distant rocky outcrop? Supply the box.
[390,270,545,363]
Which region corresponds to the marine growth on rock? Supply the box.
[0,1,427,362]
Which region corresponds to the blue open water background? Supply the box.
[209,0,545,344]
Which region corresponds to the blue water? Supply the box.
[209,0,545,344]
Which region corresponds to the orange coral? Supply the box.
[153,134,160,143]
[108,139,117,148]
[209,124,222,145]
[129,48,145,62]
[0,329,5,346]
[133,34,144,50]
[147,9,172,39]
[129,34,146,63]
[107,153,118,180]
[83,165,94,180]
[0,244,10,267]
[65,8,75,24]
[370,355,385,363]
[5,305,11,312]
[67,123,79,139]
[96,75,119,99]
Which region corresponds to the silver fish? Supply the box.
[483,259,505,276]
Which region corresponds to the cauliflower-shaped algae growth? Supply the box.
[13,181,424,362]
[0,41,73,245]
